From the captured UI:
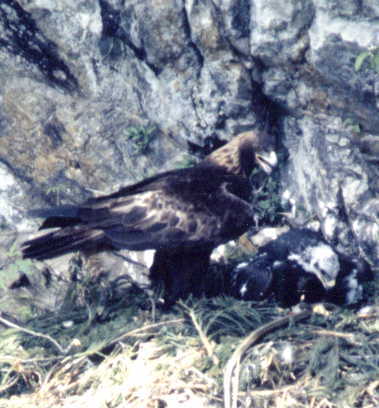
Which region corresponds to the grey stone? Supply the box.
[249,0,314,65]
[0,0,378,319]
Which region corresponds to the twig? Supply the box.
[0,313,69,354]
[108,318,184,347]
[312,329,362,346]
[189,367,218,388]
[0,372,20,393]
[39,355,88,393]
[223,310,312,408]
[180,302,219,366]
[0,355,64,364]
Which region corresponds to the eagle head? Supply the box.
[243,130,278,176]
[202,130,277,177]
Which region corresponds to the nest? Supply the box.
[0,267,378,408]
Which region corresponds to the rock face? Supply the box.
[0,0,378,314]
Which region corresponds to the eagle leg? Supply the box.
[150,247,212,307]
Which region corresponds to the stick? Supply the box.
[223,310,312,408]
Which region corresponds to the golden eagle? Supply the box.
[22,130,277,305]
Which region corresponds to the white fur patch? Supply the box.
[344,270,362,305]
[250,226,289,247]
[236,262,248,270]
[280,344,294,365]
[289,243,339,287]
[122,249,156,268]
[240,283,248,297]
[143,250,156,268]
[282,190,291,201]
[211,242,236,263]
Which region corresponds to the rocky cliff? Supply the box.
[0,0,378,313]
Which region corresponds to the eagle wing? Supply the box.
[87,189,219,250]
[22,167,253,260]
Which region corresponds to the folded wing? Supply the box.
[22,167,253,260]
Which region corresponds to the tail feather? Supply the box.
[39,216,82,229]
[28,206,83,230]
[29,205,111,230]
[22,228,104,260]
[28,205,81,219]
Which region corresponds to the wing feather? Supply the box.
[23,167,254,259]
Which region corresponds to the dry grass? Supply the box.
[0,271,378,408]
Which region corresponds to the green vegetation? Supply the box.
[0,137,377,407]
[355,47,379,73]
[173,153,198,169]
[0,264,377,407]
[0,243,33,291]
[123,126,157,156]
[343,118,362,133]
[45,184,65,206]
[250,165,284,228]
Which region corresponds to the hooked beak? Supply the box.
[255,151,278,174]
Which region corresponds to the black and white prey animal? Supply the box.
[22,130,277,306]
[228,228,372,307]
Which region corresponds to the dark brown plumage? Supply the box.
[22,130,277,304]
